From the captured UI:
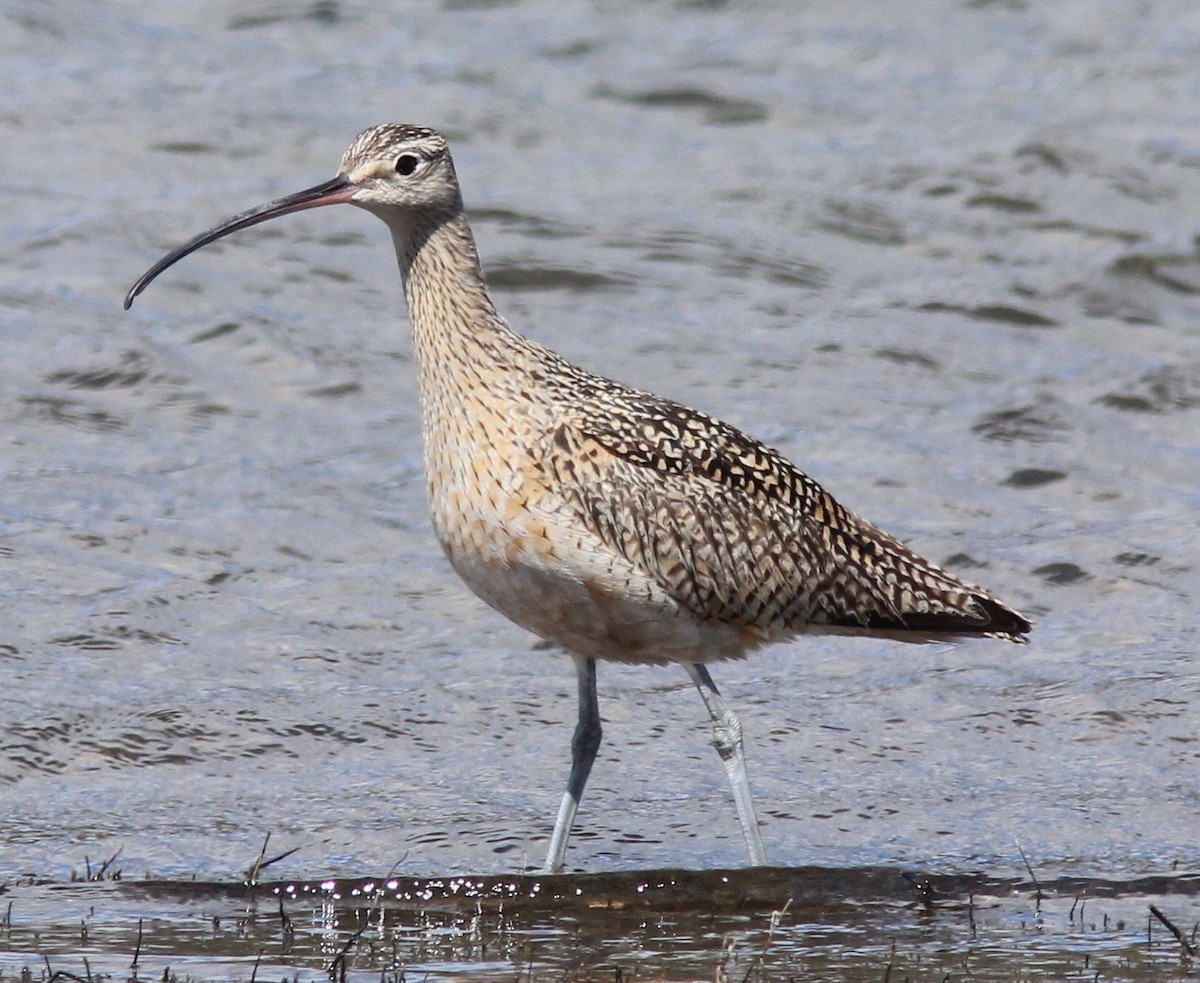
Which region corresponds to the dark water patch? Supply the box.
[190,401,232,421]
[33,344,264,431]
[965,193,1042,214]
[1097,364,1200,414]
[815,199,906,246]
[76,730,211,769]
[45,352,151,391]
[1003,468,1068,488]
[1109,167,1176,205]
[1008,706,1041,727]
[870,163,930,194]
[1034,561,1091,586]
[3,707,304,782]
[189,321,240,343]
[36,350,223,430]
[593,84,769,125]
[874,347,940,370]
[150,141,221,155]
[8,9,65,37]
[485,264,629,292]
[1032,219,1147,244]
[124,865,1200,920]
[109,625,184,646]
[1113,552,1160,568]
[270,722,367,745]
[26,230,87,252]
[631,229,827,288]
[972,401,1070,444]
[918,301,1058,327]
[319,231,369,247]
[1014,142,1071,175]
[306,381,361,399]
[542,39,598,59]
[1110,253,1200,295]
[969,303,1059,327]
[50,633,123,651]
[633,229,708,265]
[1,717,75,780]
[922,182,960,197]
[1078,287,1160,324]
[52,625,183,650]
[473,208,583,240]
[941,551,990,570]
[444,0,520,12]
[228,1,344,30]
[308,265,355,284]
[717,252,827,288]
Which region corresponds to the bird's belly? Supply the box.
[428,476,757,666]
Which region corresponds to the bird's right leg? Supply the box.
[542,654,602,874]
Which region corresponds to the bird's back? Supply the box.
[422,330,1030,665]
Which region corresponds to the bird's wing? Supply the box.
[540,393,1028,641]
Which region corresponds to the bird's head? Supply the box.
[124,123,461,309]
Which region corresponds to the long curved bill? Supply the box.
[124,174,355,310]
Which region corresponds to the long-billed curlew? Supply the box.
[126,124,1031,873]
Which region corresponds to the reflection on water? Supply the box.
[2,868,1198,981]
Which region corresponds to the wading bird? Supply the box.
[126,124,1031,872]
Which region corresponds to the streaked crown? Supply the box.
[339,124,460,214]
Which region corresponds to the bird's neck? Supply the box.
[387,207,543,481]
[388,209,515,372]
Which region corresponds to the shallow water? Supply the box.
[4,868,1200,982]
[2,1,1199,975]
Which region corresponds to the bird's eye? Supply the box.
[395,153,420,176]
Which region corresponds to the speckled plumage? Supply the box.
[126,123,1031,872]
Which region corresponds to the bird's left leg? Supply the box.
[685,662,767,866]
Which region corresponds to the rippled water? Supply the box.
[3,0,1198,927]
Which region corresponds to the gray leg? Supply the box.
[685,662,767,866]
[543,655,602,873]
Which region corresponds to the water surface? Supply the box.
[1,2,1198,976]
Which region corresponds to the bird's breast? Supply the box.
[417,392,757,665]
